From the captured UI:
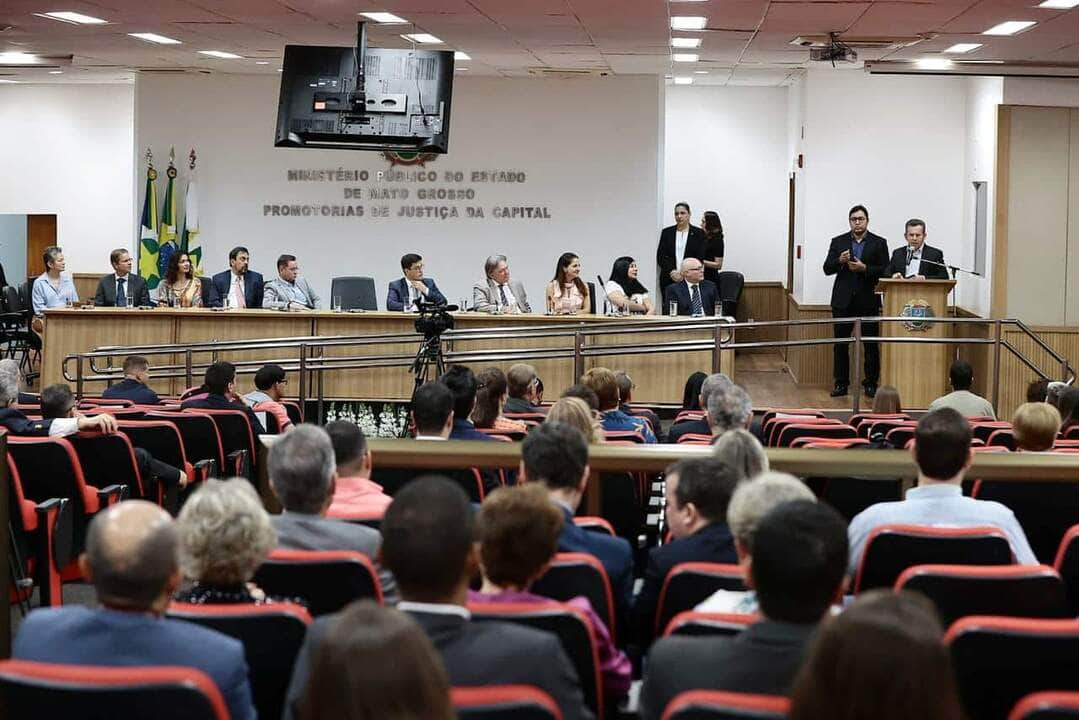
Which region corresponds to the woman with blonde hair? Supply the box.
[1012,401,1062,452]
[546,396,604,443]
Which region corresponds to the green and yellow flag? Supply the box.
[157,149,179,284]
[180,149,203,275]
[137,150,161,287]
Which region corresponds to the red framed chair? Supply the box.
[372,466,488,501]
[452,685,562,720]
[1063,425,1079,440]
[77,397,135,408]
[973,480,1079,564]
[673,410,707,424]
[865,418,918,440]
[252,548,383,616]
[895,564,1068,626]
[791,437,870,449]
[1009,691,1079,720]
[765,416,838,447]
[603,429,647,443]
[655,562,746,638]
[0,660,228,720]
[947,617,1079,720]
[663,611,757,638]
[760,408,824,427]
[988,428,1017,450]
[477,428,523,442]
[777,423,857,447]
[504,411,549,424]
[116,419,215,487]
[972,420,1013,444]
[1054,439,1079,449]
[661,689,790,720]
[280,399,304,425]
[6,453,71,607]
[849,412,911,437]
[1054,525,1079,615]
[166,601,312,720]
[468,601,603,720]
[573,516,616,536]
[530,552,618,644]
[884,424,919,449]
[144,411,226,477]
[852,524,1014,593]
[676,433,714,445]
[184,408,256,478]
[66,431,148,499]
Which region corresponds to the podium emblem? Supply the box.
[901,299,934,331]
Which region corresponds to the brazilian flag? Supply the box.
[137,160,161,288]
[157,160,179,286]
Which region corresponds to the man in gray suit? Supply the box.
[263,254,321,310]
[268,424,397,602]
[473,254,531,313]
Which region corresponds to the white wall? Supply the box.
[0,84,135,273]
[134,74,664,307]
[664,85,790,284]
[1003,78,1079,108]
[788,74,807,300]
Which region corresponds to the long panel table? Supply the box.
[42,308,734,403]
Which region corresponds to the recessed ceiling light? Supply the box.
[401,33,442,44]
[982,20,1036,35]
[0,52,40,64]
[694,70,709,74]
[671,37,702,48]
[671,16,707,31]
[36,11,108,24]
[456,67,469,71]
[359,12,408,23]
[944,43,983,53]
[454,51,470,60]
[1038,0,1079,8]
[198,50,243,59]
[916,57,953,69]
[0,79,20,83]
[673,76,694,84]
[129,32,182,45]
[277,68,283,72]
[673,53,699,62]
[49,69,63,74]
[255,60,270,65]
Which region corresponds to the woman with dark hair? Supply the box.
[605,256,655,315]
[156,252,203,307]
[682,371,708,410]
[471,366,528,433]
[701,211,725,286]
[1058,387,1079,435]
[300,601,454,720]
[871,385,903,414]
[545,252,589,314]
[790,590,964,720]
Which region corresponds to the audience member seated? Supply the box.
[668,372,726,442]
[412,381,454,440]
[299,601,453,720]
[635,458,740,644]
[713,429,769,479]
[789,590,964,720]
[562,383,600,411]
[155,251,202,307]
[469,484,631,701]
[440,365,493,441]
[263,253,321,310]
[387,252,446,312]
[615,370,662,439]
[101,354,161,405]
[268,424,397,602]
[94,248,151,307]
[0,361,116,436]
[928,360,995,418]
[546,396,604,444]
[210,246,264,309]
[582,367,657,443]
[174,478,280,605]
[522,422,634,622]
[871,385,903,414]
[641,499,849,719]
[1058,387,1079,436]
[681,372,708,411]
[696,473,817,614]
[181,360,266,434]
[1027,378,1050,403]
[241,363,292,432]
[472,367,529,434]
[324,420,392,518]
[473,254,530,314]
[31,245,79,314]
[1012,401,1062,451]
[13,500,257,720]
[504,363,542,414]
[846,408,1037,574]
[704,376,754,439]
[284,476,592,720]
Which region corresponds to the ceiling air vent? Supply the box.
[527,67,610,78]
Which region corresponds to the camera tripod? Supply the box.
[411,333,446,389]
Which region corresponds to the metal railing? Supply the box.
[63,313,1075,414]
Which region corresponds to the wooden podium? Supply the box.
[879,278,956,408]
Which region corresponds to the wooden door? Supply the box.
[26,214,57,280]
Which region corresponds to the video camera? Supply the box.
[414,299,457,339]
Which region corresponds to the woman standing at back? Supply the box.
[701,211,725,287]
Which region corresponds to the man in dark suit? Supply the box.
[663,258,719,316]
[884,218,950,280]
[94,248,152,307]
[640,500,849,719]
[283,476,592,720]
[504,363,542,414]
[180,360,266,434]
[657,201,708,309]
[522,422,635,622]
[387,252,447,311]
[13,500,257,720]
[823,204,890,398]
[102,354,161,404]
[634,458,739,644]
[209,245,264,308]
[268,424,397,602]
[440,364,494,442]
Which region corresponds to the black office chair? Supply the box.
[587,281,596,314]
[330,276,378,311]
[717,271,744,318]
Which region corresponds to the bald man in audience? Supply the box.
[13,501,256,720]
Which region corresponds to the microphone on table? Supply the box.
[415,297,459,312]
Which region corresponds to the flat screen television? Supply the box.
[274,42,454,153]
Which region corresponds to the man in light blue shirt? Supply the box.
[31,245,79,314]
[847,407,1036,575]
[263,253,321,310]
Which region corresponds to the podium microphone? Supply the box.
[905,246,914,268]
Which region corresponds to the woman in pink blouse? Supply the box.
[545,252,590,314]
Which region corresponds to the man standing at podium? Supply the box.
[823,205,889,398]
[885,219,950,279]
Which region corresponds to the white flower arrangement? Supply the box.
[325,401,409,438]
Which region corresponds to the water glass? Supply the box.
[332,295,343,313]
[668,300,678,317]
[715,302,723,318]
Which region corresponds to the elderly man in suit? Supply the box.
[263,253,321,310]
[94,248,152,307]
[663,258,718,317]
[13,500,257,720]
[884,218,950,280]
[823,204,890,398]
[386,252,446,311]
[473,254,531,313]
[209,246,264,308]
[656,201,708,307]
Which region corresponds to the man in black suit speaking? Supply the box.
[656,201,708,310]
[94,248,152,307]
[823,205,890,398]
[663,258,718,317]
[884,218,949,280]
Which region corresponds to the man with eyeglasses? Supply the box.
[387,252,446,311]
[823,204,890,398]
[505,364,542,414]
[264,254,321,310]
[663,258,719,317]
[242,363,292,432]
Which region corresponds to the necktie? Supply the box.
[232,275,246,308]
[690,284,703,316]
[499,284,510,308]
[116,277,127,307]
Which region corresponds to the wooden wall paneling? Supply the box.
[735,282,787,350]
[316,314,423,400]
[785,295,833,386]
[952,307,991,399]
[997,327,1079,420]
[72,273,102,304]
[1067,109,1079,324]
[25,215,56,281]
